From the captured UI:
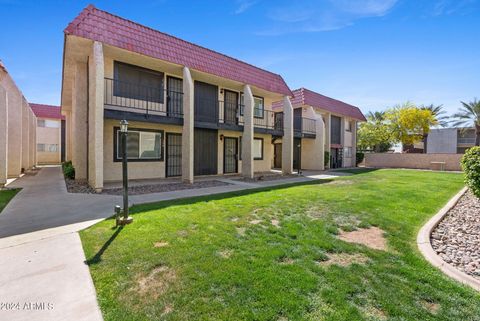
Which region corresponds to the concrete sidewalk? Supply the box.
[0,166,338,321]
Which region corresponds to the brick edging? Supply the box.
[417,186,480,291]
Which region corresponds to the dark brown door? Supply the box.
[274,144,282,168]
[166,133,182,177]
[224,90,238,125]
[293,138,301,171]
[167,76,183,117]
[223,137,238,173]
[194,128,218,175]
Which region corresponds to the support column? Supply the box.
[72,62,88,179]
[64,110,72,161]
[242,84,254,179]
[21,99,29,171]
[352,120,357,167]
[88,41,104,192]
[182,66,194,183]
[282,96,293,175]
[28,109,35,168]
[315,113,325,170]
[0,86,7,186]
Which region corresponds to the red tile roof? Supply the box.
[30,103,64,120]
[64,5,292,96]
[273,88,366,121]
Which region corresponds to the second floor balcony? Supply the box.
[294,116,316,138]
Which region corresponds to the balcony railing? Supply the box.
[104,78,183,118]
[294,117,316,135]
[458,137,476,145]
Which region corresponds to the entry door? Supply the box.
[224,137,238,173]
[194,81,218,123]
[166,133,182,177]
[330,148,343,169]
[293,138,301,171]
[194,128,218,175]
[167,76,183,117]
[224,90,238,125]
[274,143,282,168]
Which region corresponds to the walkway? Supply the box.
[0,166,339,321]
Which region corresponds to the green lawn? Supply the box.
[0,189,19,213]
[80,169,480,321]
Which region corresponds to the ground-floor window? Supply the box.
[253,138,263,160]
[37,144,59,152]
[343,147,353,158]
[114,127,163,161]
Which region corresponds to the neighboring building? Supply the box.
[30,104,65,164]
[61,5,303,191]
[0,60,37,186]
[274,88,366,169]
[426,128,476,154]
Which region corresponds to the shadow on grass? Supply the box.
[129,178,334,214]
[85,226,123,265]
[330,168,380,175]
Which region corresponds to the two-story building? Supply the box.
[61,5,320,191]
[274,88,366,170]
[31,104,65,164]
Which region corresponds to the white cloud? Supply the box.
[234,0,257,14]
[432,0,478,16]
[256,0,399,35]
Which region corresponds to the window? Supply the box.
[344,147,352,158]
[115,128,163,162]
[113,61,164,103]
[346,120,352,132]
[238,137,263,160]
[253,138,263,160]
[37,119,60,128]
[37,144,58,152]
[239,94,264,118]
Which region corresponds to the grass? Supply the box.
[80,169,480,321]
[0,189,19,213]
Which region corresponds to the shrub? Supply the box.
[324,151,330,168]
[356,152,365,165]
[461,146,480,198]
[62,161,75,179]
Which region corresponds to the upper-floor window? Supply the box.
[37,144,58,152]
[240,94,264,118]
[346,120,353,132]
[37,119,60,128]
[113,61,164,103]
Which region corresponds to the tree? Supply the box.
[358,111,393,152]
[419,104,449,152]
[386,102,437,146]
[452,99,480,146]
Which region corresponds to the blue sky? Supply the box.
[1,0,479,115]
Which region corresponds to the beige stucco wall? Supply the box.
[0,61,37,182]
[365,153,463,171]
[103,119,183,182]
[36,117,61,164]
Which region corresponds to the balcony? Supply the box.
[458,137,476,145]
[104,78,183,118]
[294,117,316,138]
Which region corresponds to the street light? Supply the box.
[116,119,133,226]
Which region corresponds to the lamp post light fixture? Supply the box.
[116,119,133,226]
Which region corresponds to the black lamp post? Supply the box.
[117,119,133,226]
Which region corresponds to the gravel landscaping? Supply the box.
[65,177,231,195]
[102,180,231,195]
[431,190,480,279]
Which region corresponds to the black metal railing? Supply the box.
[253,109,277,129]
[294,116,316,135]
[458,137,476,145]
[218,102,244,125]
[104,78,183,118]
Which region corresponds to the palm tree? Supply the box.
[421,104,449,127]
[366,111,386,122]
[452,99,480,146]
[420,104,449,152]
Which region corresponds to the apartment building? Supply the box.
[274,88,366,169]
[426,128,477,154]
[61,5,315,191]
[0,60,37,186]
[30,104,65,164]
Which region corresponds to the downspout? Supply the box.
[86,58,89,182]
